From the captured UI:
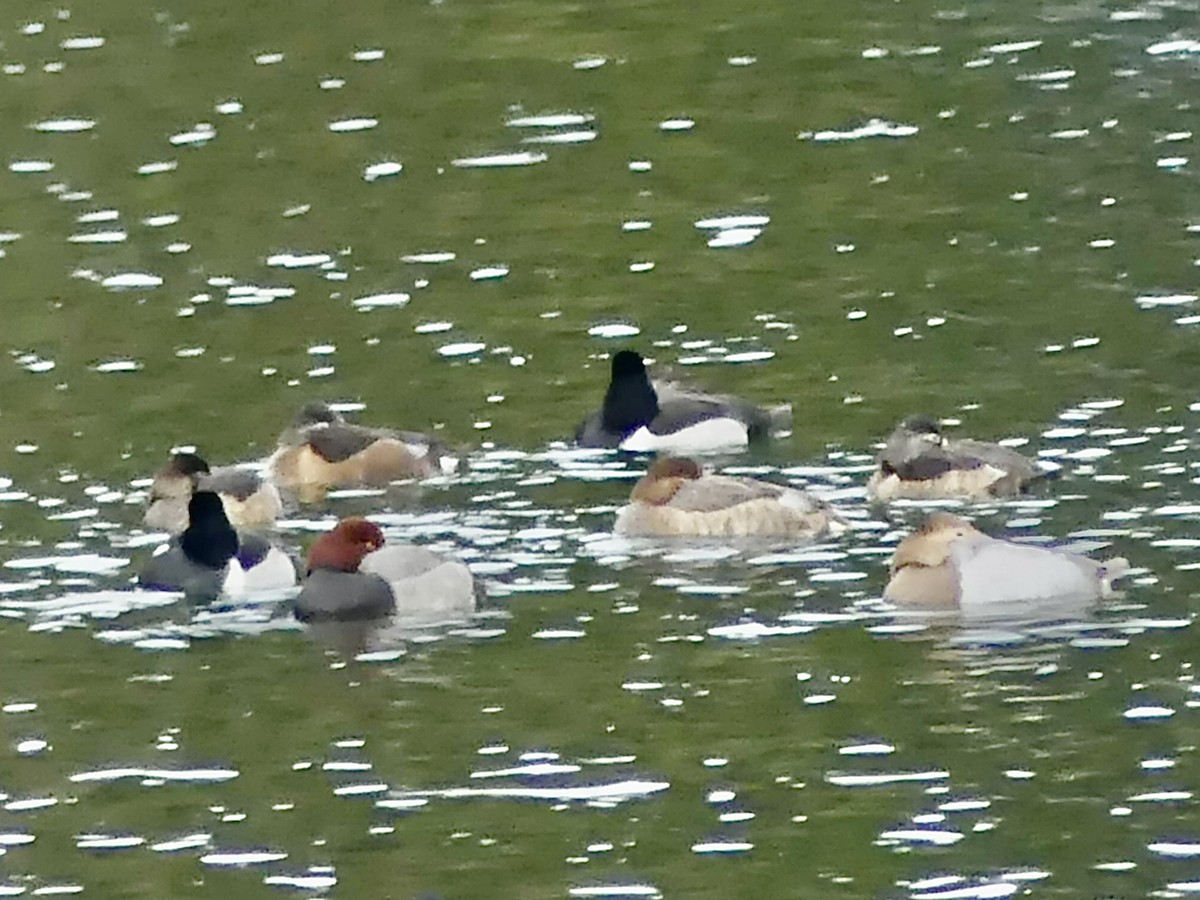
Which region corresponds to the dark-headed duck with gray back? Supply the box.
[140,491,239,600]
[575,350,778,453]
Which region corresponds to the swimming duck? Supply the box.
[295,517,476,626]
[867,416,1043,502]
[884,512,1129,609]
[140,491,297,600]
[575,350,775,453]
[143,451,283,532]
[140,491,240,600]
[269,402,457,502]
[614,457,847,538]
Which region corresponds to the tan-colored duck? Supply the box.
[614,457,847,538]
[269,402,456,502]
[867,415,1044,502]
[884,512,1129,610]
[144,452,282,532]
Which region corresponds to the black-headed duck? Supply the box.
[575,350,777,453]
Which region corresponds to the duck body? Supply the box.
[576,351,773,453]
[867,416,1043,502]
[144,452,283,532]
[270,402,456,502]
[295,518,476,626]
[884,513,1129,610]
[614,457,846,538]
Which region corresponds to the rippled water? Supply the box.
[3,0,1200,897]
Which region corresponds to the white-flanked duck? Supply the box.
[576,350,777,453]
[144,451,283,532]
[884,512,1129,609]
[295,518,476,626]
[615,456,847,538]
[140,491,297,600]
[269,402,457,502]
[867,415,1044,502]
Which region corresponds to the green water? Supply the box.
[1,0,1199,896]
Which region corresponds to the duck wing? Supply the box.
[653,388,771,440]
[304,423,392,462]
[952,535,1105,605]
[952,438,1041,483]
[202,466,264,502]
[882,449,983,481]
[665,475,784,512]
[361,545,449,580]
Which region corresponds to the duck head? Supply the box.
[180,490,239,571]
[294,401,343,429]
[891,512,980,571]
[902,415,945,443]
[308,517,386,573]
[601,350,660,437]
[164,451,211,481]
[149,452,211,505]
[630,456,703,505]
[881,415,947,466]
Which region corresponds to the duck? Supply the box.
[884,512,1129,610]
[867,415,1044,502]
[269,402,457,502]
[143,451,283,532]
[294,517,476,626]
[575,350,777,453]
[139,491,297,600]
[614,456,847,538]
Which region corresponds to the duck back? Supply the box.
[361,546,476,625]
[951,536,1105,606]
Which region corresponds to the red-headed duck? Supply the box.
[885,512,1129,609]
[575,350,780,453]
[867,416,1045,502]
[270,402,457,502]
[295,517,476,625]
[144,451,283,532]
[615,456,847,538]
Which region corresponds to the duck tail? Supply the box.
[1098,556,1131,596]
